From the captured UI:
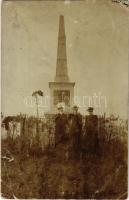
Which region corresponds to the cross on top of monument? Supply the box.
[55,15,70,82]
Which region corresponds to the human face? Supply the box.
[89,111,93,115]
[73,107,78,114]
[59,108,63,114]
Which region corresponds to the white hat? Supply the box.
[57,102,65,110]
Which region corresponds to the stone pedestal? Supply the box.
[49,82,75,113]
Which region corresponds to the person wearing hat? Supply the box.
[87,107,94,114]
[55,103,68,147]
[68,105,82,160]
[83,107,99,155]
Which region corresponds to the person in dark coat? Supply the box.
[84,107,99,154]
[55,105,68,146]
[68,105,83,159]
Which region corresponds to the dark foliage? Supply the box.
[1,116,127,199]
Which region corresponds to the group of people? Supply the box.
[55,105,99,159]
[2,106,99,158]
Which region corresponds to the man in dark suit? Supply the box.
[84,107,99,154]
[55,104,68,147]
[68,105,83,159]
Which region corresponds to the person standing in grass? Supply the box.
[68,105,83,159]
[55,104,68,147]
[84,107,99,155]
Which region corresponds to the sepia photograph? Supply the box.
[1,0,128,199]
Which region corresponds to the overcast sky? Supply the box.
[2,0,129,118]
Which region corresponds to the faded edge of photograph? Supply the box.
[1,0,128,199]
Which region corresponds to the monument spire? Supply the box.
[49,15,75,113]
[55,15,69,82]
